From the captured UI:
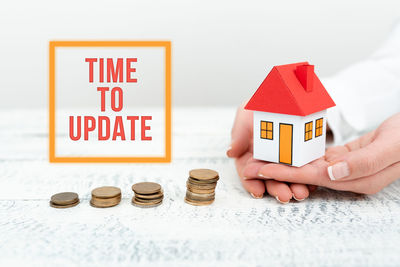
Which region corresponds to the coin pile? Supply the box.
[185,169,219,206]
[90,186,121,208]
[50,192,80,208]
[131,182,163,208]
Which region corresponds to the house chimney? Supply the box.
[295,64,314,92]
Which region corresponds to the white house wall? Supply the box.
[253,111,302,166]
[298,110,327,166]
[253,110,327,167]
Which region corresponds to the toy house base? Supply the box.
[253,110,326,167]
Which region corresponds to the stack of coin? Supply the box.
[90,186,121,208]
[185,169,219,206]
[131,182,163,208]
[50,192,80,208]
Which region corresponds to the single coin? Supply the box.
[133,198,163,205]
[132,197,163,207]
[188,177,219,184]
[134,196,163,203]
[186,192,215,202]
[90,195,121,208]
[132,202,163,208]
[92,186,121,199]
[132,182,162,195]
[50,192,79,206]
[135,190,164,200]
[187,187,215,194]
[186,191,215,199]
[91,195,121,204]
[50,199,80,209]
[187,181,217,190]
[90,198,121,208]
[186,190,215,198]
[189,169,219,180]
[187,180,217,186]
[184,197,214,206]
[186,196,215,202]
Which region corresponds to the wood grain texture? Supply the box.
[0,108,399,266]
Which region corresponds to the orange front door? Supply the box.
[279,123,293,165]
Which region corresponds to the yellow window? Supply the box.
[305,121,313,141]
[315,118,323,137]
[261,131,267,139]
[261,121,267,130]
[260,121,273,140]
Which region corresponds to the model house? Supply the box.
[245,62,335,167]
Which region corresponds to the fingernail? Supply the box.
[328,161,350,180]
[292,194,305,201]
[258,173,269,178]
[226,145,233,157]
[275,196,290,204]
[251,193,263,199]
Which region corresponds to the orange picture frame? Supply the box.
[49,41,171,163]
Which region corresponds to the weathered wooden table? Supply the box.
[0,108,399,266]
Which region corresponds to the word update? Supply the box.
[69,58,152,141]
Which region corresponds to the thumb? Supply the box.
[327,141,397,181]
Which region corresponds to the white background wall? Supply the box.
[1,0,400,108]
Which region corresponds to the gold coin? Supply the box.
[50,199,80,209]
[189,169,219,180]
[90,195,121,208]
[132,202,162,208]
[187,181,217,190]
[134,196,163,203]
[135,190,164,200]
[186,191,215,201]
[132,182,162,195]
[91,186,121,199]
[92,195,121,204]
[50,192,79,206]
[184,197,214,206]
[90,200,120,208]
[188,177,219,184]
[186,193,215,201]
[187,187,215,194]
[132,197,163,207]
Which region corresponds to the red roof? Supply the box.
[245,62,335,116]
